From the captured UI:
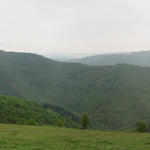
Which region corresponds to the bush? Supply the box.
[57,120,65,127]
[26,119,38,126]
[137,121,147,132]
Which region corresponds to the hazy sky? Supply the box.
[0,0,150,57]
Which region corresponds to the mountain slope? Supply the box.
[70,51,150,66]
[1,50,150,129]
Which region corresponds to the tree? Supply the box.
[81,114,90,129]
[137,121,147,132]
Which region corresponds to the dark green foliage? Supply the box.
[0,95,78,127]
[81,114,90,129]
[137,121,147,132]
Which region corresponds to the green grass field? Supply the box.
[0,124,150,150]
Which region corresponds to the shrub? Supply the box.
[137,121,147,132]
[26,119,38,126]
[57,120,65,127]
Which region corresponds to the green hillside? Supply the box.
[0,124,150,150]
[0,95,78,127]
[70,50,150,66]
[1,50,150,129]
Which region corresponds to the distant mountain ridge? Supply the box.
[69,50,150,66]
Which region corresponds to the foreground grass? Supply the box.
[0,124,150,149]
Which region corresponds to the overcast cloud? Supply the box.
[0,0,150,56]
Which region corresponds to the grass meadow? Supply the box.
[0,124,150,150]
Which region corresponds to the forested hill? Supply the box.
[0,95,78,127]
[1,50,150,129]
[69,50,150,66]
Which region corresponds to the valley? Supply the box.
[1,50,150,129]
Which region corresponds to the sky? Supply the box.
[0,0,150,58]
